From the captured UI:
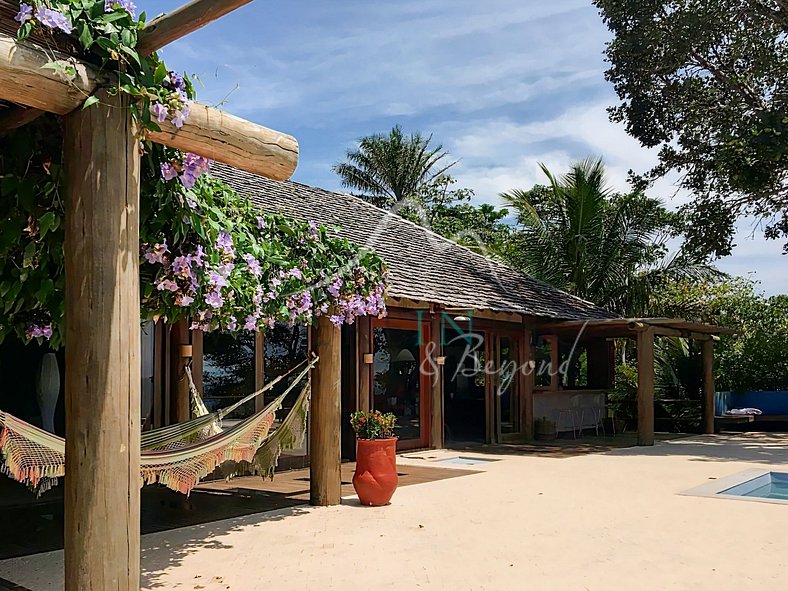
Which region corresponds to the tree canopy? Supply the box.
[501,158,718,315]
[594,0,788,256]
[654,277,788,391]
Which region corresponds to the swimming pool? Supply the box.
[681,469,788,504]
[719,472,788,501]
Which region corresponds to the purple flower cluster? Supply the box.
[162,71,191,128]
[26,323,53,341]
[160,152,211,189]
[327,280,387,327]
[144,241,169,264]
[243,253,262,277]
[105,0,136,17]
[34,6,71,34]
[143,210,388,337]
[151,102,168,123]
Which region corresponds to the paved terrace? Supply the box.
[0,433,786,590]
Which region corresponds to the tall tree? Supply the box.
[333,125,455,208]
[501,158,717,315]
[594,0,788,256]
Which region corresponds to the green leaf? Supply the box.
[119,45,141,67]
[82,95,101,110]
[154,61,168,85]
[77,21,93,50]
[38,212,58,239]
[22,242,36,268]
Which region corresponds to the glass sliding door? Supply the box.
[264,323,309,462]
[201,332,256,420]
[370,318,430,450]
[443,327,487,445]
[495,334,520,441]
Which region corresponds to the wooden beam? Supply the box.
[702,340,716,435]
[137,0,253,56]
[0,104,44,131]
[310,315,342,506]
[429,313,444,448]
[637,327,655,446]
[63,89,141,591]
[148,104,298,181]
[0,33,104,114]
[0,31,299,180]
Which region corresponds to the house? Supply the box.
[177,164,623,464]
[0,166,728,477]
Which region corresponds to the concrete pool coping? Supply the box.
[680,468,788,505]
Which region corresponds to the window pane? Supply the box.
[202,332,256,419]
[498,337,518,434]
[372,327,421,442]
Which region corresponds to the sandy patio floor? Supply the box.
[0,433,787,591]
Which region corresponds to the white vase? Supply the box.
[36,353,60,433]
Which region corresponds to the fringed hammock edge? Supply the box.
[0,363,313,496]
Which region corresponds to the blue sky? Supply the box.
[140,0,786,294]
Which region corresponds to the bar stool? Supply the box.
[582,405,606,437]
[555,406,584,439]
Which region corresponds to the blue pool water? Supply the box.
[720,472,788,501]
[436,456,500,466]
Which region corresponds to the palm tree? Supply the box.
[501,158,718,316]
[333,125,456,209]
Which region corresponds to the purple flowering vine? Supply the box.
[105,0,137,17]
[35,6,71,34]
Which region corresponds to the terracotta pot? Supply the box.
[352,438,398,506]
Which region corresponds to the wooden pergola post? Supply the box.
[521,326,535,440]
[702,339,716,434]
[310,315,342,506]
[171,319,192,424]
[429,313,444,449]
[637,326,656,446]
[63,91,141,590]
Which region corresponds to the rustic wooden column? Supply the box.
[521,327,535,440]
[310,315,341,506]
[63,90,141,590]
[637,327,655,446]
[429,313,444,449]
[171,319,192,424]
[702,339,716,434]
[355,317,371,412]
[255,331,265,412]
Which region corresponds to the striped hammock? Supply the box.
[0,358,315,496]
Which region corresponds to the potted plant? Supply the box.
[534,416,557,441]
[350,410,398,506]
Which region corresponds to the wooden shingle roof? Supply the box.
[213,164,618,322]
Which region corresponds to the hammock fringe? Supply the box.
[0,358,315,497]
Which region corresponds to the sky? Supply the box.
[140,0,786,294]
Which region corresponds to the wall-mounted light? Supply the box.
[363,353,374,365]
[453,315,470,322]
[436,356,446,366]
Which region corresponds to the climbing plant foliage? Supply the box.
[1,2,389,348]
